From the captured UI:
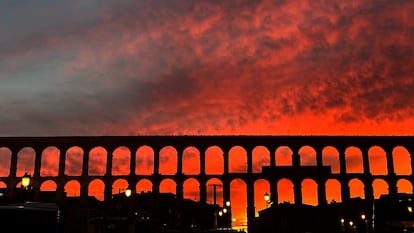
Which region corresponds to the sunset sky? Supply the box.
[1,0,414,136]
[1,0,414,229]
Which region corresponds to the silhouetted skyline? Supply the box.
[1,135,413,231]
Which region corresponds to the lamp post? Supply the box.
[361,214,368,233]
[123,187,136,233]
[125,187,132,198]
[349,221,354,233]
[21,173,31,202]
[225,201,231,229]
[208,184,222,229]
[264,192,270,208]
[21,173,31,190]
[340,218,345,232]
[218,202,232,229]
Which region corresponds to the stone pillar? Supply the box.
[175,175,184,229]
[361,146,374,201]
[316,146,327,205]
[385,146,395,175]
[58,147,67,177]
[199,178,207,204]
[56,181,65,204]
[385,146,397,194]
[316,146,323,167]
[199,147,206,175]
[151,175,161,229]
[105,147,113,177]
[9,147,18,178]
[32,147,43,202]
[80,146,91,204]
[338,146,350,202]
[104,177,113,211]
[364,180,374,200]
[129,145,136,176]
[199,147,207,203]
[153,146,160,175]
[362,146,370,176]
[81,146,90,177]
[317,179,327,206]
[104,147,115,210]
[247,146,253,174]
[151,144,161,230]
[293,179,302,205]
[269,145,276,167]
[33,147,42,178]
[292,145,300,167]
[223,147,229,175]
[270,180,278,205]
[223,178,231,207]
[7,147,18,199]
[246,180,256,233]
[222,145,231,226]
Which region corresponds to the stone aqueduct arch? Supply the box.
[0,135,414,231]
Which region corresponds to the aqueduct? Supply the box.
[0,135,413,232]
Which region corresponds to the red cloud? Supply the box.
[1,0,413,136]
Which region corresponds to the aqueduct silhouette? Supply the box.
[0,135,414,232]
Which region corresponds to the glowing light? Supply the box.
[21,173,31,189]
[264,192,270,201]
[125,188,132,197]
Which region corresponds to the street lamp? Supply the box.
[264,192,270,208]
[208,184,222,229]
[124,186,136,233]
[125,187,132,197]
[340,218,345,232]
[21,173,31,190]
[225,201,232,229]
[361,214,368,233]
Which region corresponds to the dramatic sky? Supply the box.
[1,0,414,136]
[1,0,414,229]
